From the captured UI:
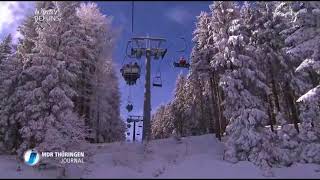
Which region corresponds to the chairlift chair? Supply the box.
[153,75,162,87]
[173,37,190,69]
[173,56,190,68]
[127,124,131,128]
[131,48,143,59]
[126,104,133,112]
[153,48,167,60]
[120,63,141,85]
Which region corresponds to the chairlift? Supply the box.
[173,37,190,69]
[120,62,141,85]
[131,48,143,59]
[127,132,130,136]
[153,75,162,87]
[126,104,133,112]
[153,58,163,87]
[127,124,131,129]
[154,49,160,60]
[136,133,140,136]
[154,48,167,60]
[138,125,142,128]
[173,56,190,68]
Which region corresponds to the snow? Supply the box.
[296,58,318,73]
[1,134,319,178]
[0,155,59,179]
[297,85,320,103]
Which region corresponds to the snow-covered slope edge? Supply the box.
[0,134,319,179]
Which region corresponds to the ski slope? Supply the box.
[0,134,319,178]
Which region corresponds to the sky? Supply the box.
[0,1,213,141]
[0,2,34,43]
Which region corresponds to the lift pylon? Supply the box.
[127,36,167,141]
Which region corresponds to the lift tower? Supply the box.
[128,36,167,141]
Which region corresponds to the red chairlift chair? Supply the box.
[173,56,190,68]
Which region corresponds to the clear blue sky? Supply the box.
[96,1,212,120]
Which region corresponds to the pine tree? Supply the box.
[14,2,87,160]
[17,1,55,68]
[247,1,307,167]
[191,11,212,69]
[275,1,315,132]
[200,2,277,173]
[186,72,210,135]
[0,34,13,62]
[191,9,220,135]
[151,104,175,139]
[76,2,124,143]
[149,0,320,170]
[89,60,125,143]
[282,1,320,164]
[0,34,22,154]
[171,74,189,137]
[0,2,58,155]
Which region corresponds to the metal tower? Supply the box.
[128,36,167,141]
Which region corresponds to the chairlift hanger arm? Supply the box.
[125,40,133,57]
[132,1,134,33]
[176,37,187,52]
[131,37,167,41]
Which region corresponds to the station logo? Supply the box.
[33,7,62,28]
[23,149,41,166]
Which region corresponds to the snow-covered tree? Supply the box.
[274,2,315,128]
[152,73,198,139]
[186,72,211,135]
[0,34,13,62]
[239,2,295,167]
[89,59,125,143]
[0,34,23,154]
[17,1,56,68]
[152,2,237,141]
[1,2,59,155]
[281,1,320,164]
[191,9,224,136]
[191,11,213,69]
[76,2,124,143]
[151,104,175,139]
[13,2,88,160]
[199,2,278,173]
[171,74,189,137]
[149,0,320,170]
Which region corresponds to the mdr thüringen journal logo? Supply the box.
[23,149,41,166]
[23,149,85,166]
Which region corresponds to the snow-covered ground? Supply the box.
[1,134,319,178]
[0,155,59,179]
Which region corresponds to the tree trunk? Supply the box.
[210,71,221,141]
[266,63,280,132]
[308,71,319,87]
[267,94,275,132]
[285,82,300,133]
[204,78,215,134]
[217,83,226,135]
[270,71,281,112]
[197,77,206,134]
